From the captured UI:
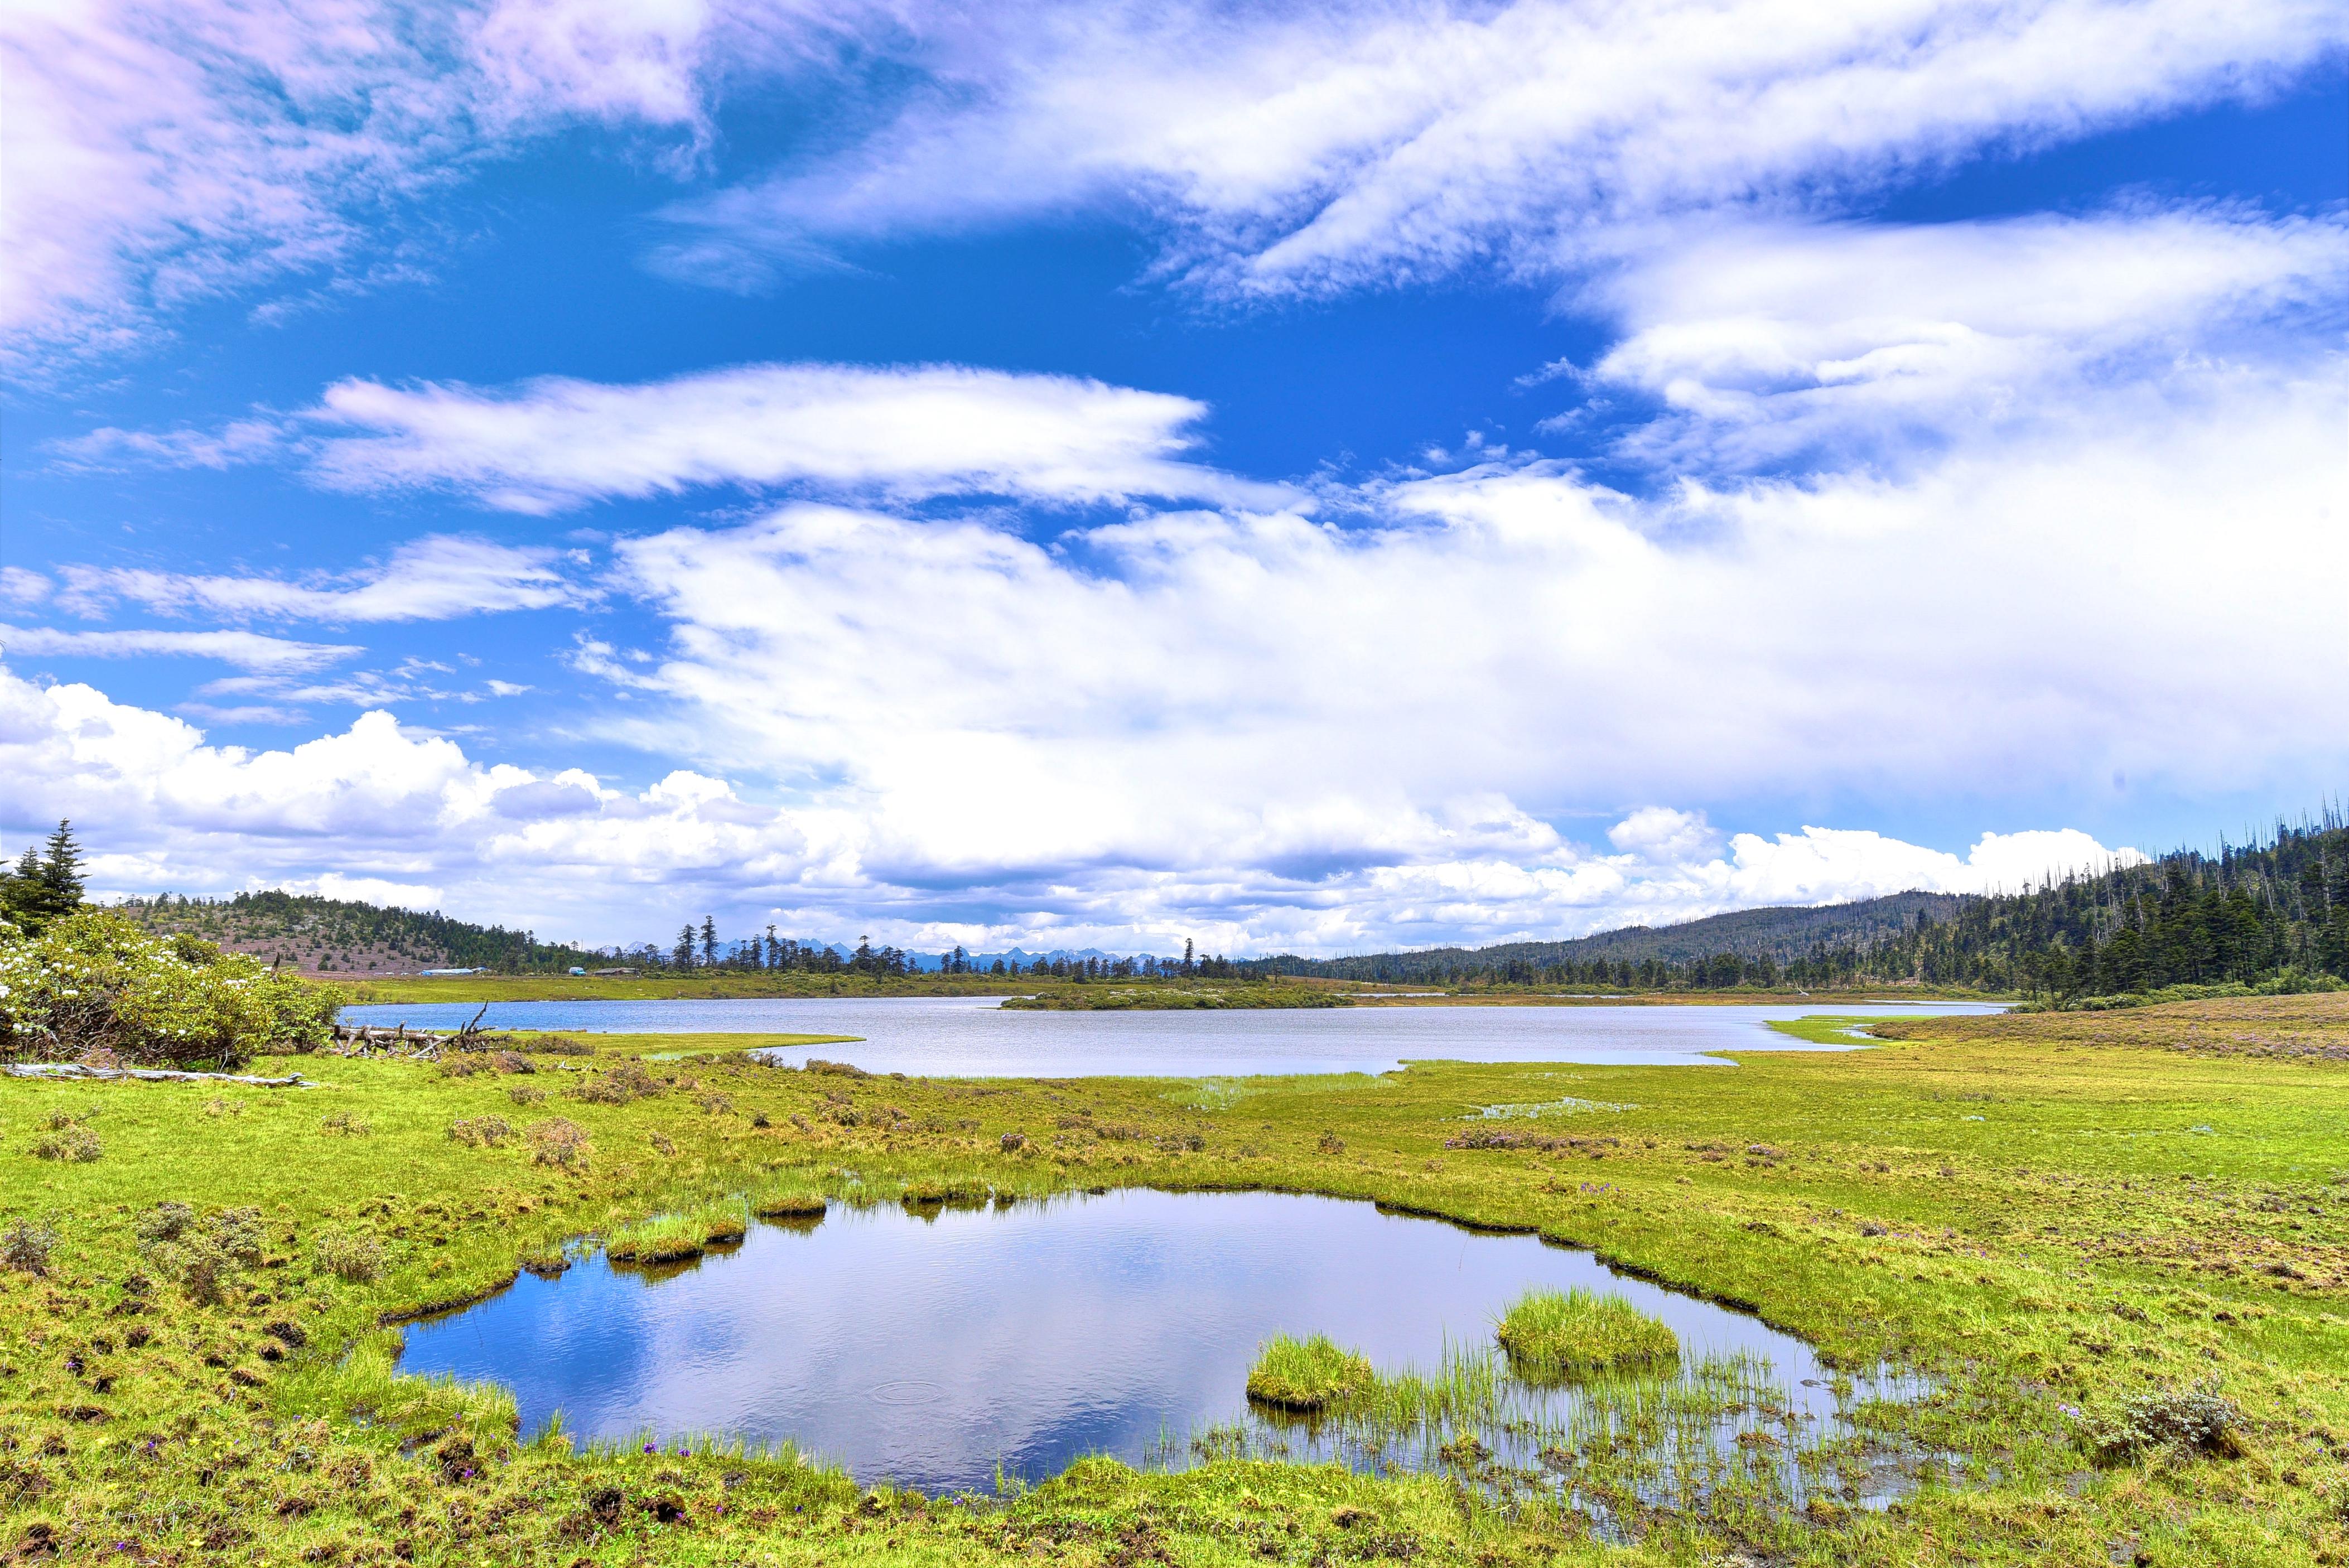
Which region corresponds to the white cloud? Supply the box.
[60,363,1292,513]
[277,871,447,910]
[574,326,2340,891]
[13,0,2338,368]
[0,0,463,367]
[667,0,2346,297]
[1,568,57,606]
[58,534,587,623]
[1716,826,2144,906]
[1579,206,2349,473]
[0,665,2141,952]
[0,623,360,673]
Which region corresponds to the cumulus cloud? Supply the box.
[0,670,818,921]
[57,534,588,623]
[0,624,359,673]
[0,666,2141,952]
[580,327,2342,880]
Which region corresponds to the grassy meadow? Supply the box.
[1,997,2342,1565]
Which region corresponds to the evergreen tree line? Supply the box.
[1237,812,2349,1001]
[650,925,1240,982]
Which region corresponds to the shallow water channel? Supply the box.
[339,996,2003,1075]
[400,1190,1936,1518]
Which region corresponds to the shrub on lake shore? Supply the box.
[1496,1289,1677,1378]
[1246,1333,1374,1411]
[0,909,336,1069]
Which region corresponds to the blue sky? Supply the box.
[2,1,2343,956]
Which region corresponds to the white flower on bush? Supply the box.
[0,911,336,1069]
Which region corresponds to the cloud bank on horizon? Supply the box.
[1,0,2342,954]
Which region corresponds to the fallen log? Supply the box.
[4,1063,312,1087]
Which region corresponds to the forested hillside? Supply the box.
[1248,813,2349,1000]
[114,890,607,976]
[1267,892,1965,985]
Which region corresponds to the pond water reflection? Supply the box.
[399,1189,1936,1514]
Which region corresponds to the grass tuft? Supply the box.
[1494,1288,1677,1378]
[749,1183,828,1219]
[1245,1333,1374,1411]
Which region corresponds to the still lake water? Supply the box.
[399,1189,1924,1499]
[337,996,2002,1076]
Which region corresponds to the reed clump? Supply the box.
[1494,1288,1677,1378]
[1246,1333,1374,1411]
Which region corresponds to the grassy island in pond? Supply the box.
[0,992,2343,1565]
[1495,1286,1678,1377]
[1245,1333,1376,1410]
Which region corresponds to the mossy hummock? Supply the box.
[1494,1288,1678,1377]
[1245,1333,1374,1411]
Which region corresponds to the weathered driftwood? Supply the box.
[4,1063,312,1087]
[328,1003,491,1059]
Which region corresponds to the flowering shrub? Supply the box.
[2086,1381,2246,1464]
[0,910,337,1069]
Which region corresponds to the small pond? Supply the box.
[399,1190,1940,1520]
[337,996,2003,1076]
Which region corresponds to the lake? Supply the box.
[397,1189,1935,1509]
[335,996,2002,1076]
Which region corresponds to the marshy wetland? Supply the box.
[2,993,2344,1564]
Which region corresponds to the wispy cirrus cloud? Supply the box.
[1571,206,2349,474]
[661,0,2348,298]
[0,623,359,673]
[56,361,1296,513]
[0,0,809,372]
[13,0,2340,369]
[57,534,590,624]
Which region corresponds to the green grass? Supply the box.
[1494,1287,1678,1376]
[1,998,2344,1565]
[747,1180,828,1218]
[1245,1334,1374,1410]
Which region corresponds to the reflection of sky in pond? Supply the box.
[399,1190,1913,1495]
[340,996,2003,1076]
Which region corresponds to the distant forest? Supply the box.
[1241,813,2349,1000]
[94,808,2349,1000]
